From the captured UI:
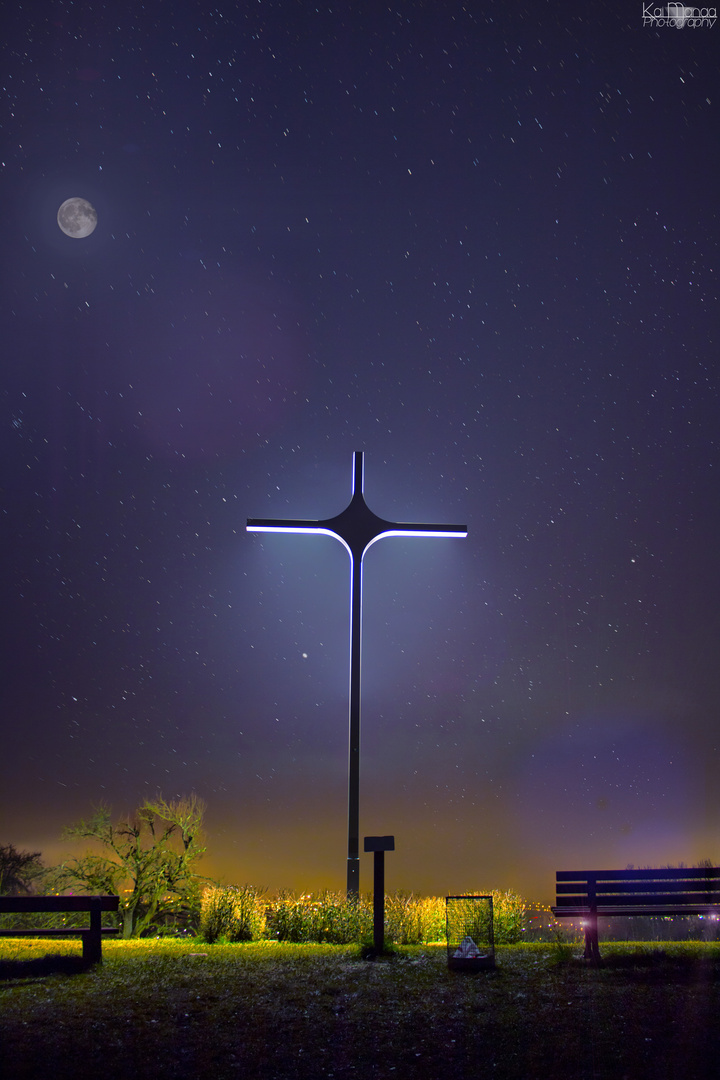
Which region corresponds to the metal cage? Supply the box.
[446,895,495,970]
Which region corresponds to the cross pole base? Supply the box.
[347,857,359,899]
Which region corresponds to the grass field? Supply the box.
[1,938,719,1079]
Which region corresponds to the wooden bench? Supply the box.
[0,895,120,965]
[552,868,720,963]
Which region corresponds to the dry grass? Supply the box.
[1,938,719,1079]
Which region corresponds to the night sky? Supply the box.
[2,3,718,904]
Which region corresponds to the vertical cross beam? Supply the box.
[248,451,467,896]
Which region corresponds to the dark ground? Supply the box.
[1,941,719,1079]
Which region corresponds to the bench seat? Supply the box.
[0,895,120,964]
[552,868,720,962]
[555,904,719,918]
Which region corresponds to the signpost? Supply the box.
[364,835,395,954]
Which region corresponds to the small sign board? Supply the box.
[364,835,395,852]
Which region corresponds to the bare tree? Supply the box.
[54,795,207,937]
[0,843,45,895]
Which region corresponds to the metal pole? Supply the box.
[347,549,362,897]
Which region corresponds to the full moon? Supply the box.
[57,197,97,238]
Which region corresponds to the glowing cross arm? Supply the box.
[247,518,333,533]
[371,523,468,539]
[246,521,467,535]
[247,451,466,557]
[246,519,354,555]
[246,518,467,541]
[247,518,466,564]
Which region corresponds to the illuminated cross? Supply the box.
[247,451,467,897]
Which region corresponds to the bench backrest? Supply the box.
[0,895,119,914]
[555,868,720,909]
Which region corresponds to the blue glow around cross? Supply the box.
[247,451,467,896]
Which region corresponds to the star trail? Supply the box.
[1,3,718,901]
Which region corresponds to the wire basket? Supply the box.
[446,895,495,970]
